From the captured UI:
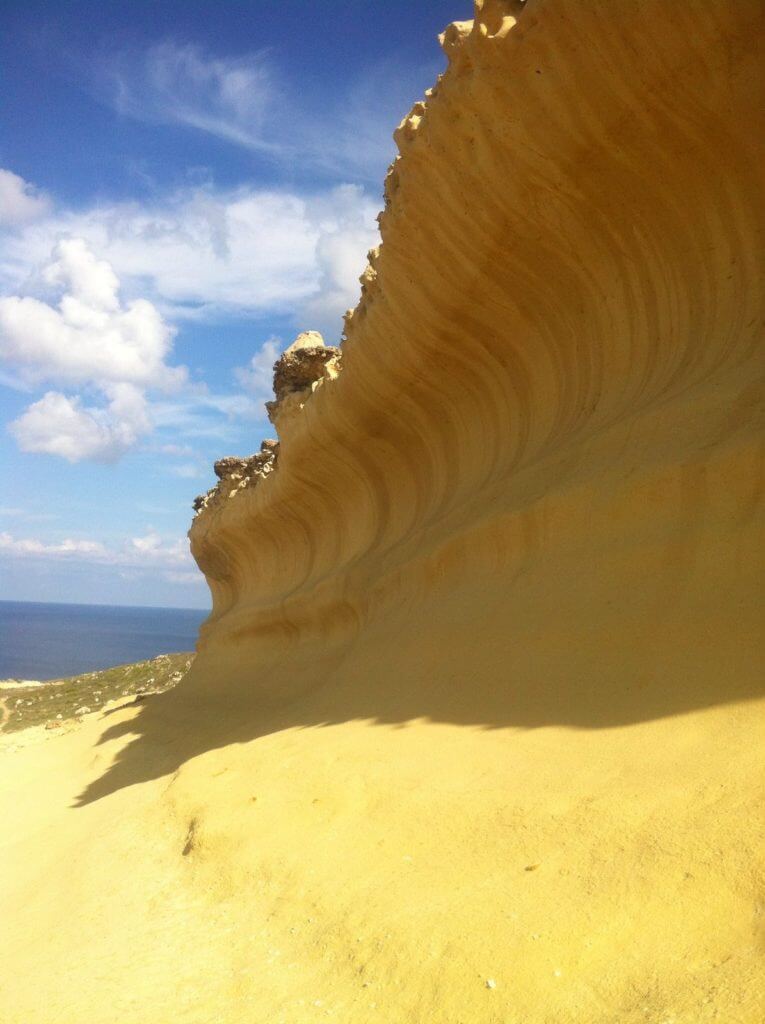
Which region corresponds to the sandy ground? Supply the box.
[1,665,763,1023]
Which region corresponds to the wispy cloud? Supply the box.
[155,443,195,457]
[0,507,58,523]
[96,41,437,183]
[169,462,205,479]
[150,382,269,444]
[234,334,280,406]
[108,43,281,156]
[164,569,204,585]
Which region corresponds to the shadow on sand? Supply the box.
[74,614,765,807]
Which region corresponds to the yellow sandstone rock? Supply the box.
[1,2,763,1022]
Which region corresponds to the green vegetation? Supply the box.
[0,653,193,734]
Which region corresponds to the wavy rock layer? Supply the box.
[2,2,764,1023]
[190,0,762,668]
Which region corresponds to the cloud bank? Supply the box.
[1,181,378,325]
[1,237,183,462]
[109,43,279,156]
[0,171,380,462]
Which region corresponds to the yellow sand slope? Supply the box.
[1,2,764,1021]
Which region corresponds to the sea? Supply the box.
[0,600,208,681]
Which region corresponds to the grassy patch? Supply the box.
[0,653,193,734]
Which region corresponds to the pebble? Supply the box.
[485,978,496,989]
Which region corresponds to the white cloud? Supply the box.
[42,234,119,310]
[1,183,378,332]
[127,531,189,564]
[9,384,150,463]
[0,528,206,595]
[0,528,199,585]
[0,169,51,226]
[302,212,379,327]
[0,238,183,390]
[234,334,280,404]
[0,237,186,462]
[164,569,205,586]
[0,532,107,557]
[0,175,379,462]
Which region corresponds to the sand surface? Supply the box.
[1,2,764,1021]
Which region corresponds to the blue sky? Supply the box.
[0,0,458,608]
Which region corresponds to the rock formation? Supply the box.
[192,440,279,516]
[190,331,340,516]
[2,3,763,1023]
[189,0,764,678]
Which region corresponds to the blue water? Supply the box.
[0,601,208,680]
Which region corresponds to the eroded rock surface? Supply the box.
[266,331,342,434]
[193,332,341,516]
[3,4,764,1023]
[193,439,280,515]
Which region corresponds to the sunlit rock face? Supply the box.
[3,5,762,1024]
[189,0,763,678]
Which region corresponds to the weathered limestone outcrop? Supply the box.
[192,439,279,516]
[190,0,763,650]
[192,331,341,516]
[266,331,341,436]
